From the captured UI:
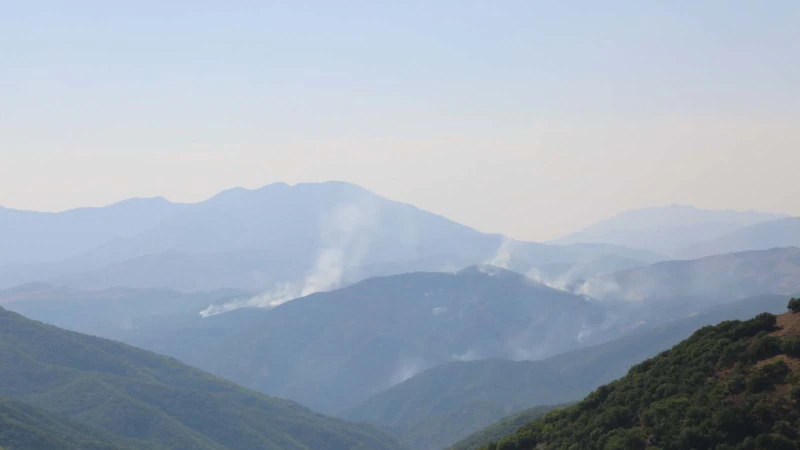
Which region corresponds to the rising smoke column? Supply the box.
[200,200,378,317]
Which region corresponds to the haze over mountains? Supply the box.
[3,181,800,450]
[0,182,663,295]
[5,267,611,413]
[573,247,800,308]
[341,294,792,449]
[553,204,790,257]
[0,307,405,450]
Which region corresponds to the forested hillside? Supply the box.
[481,304,800,450]
[0,307,404,450]
[448,404,568,450]
[0,397,137,450]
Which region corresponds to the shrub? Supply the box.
[761,360,791,384]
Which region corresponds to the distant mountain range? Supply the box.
[678,216,800,258]
[0,181,664,293]
[573,247,800,311]
[0,283,246,339]
[8,247,800,443]
[0,307,405,450]
[0,197,184,265]
[553,204,790,257]
[3,182,799,449]
[5,267,615,415]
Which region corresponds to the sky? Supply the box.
[2,1,799,241]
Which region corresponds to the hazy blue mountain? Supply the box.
[447,404,568,450]
[0,181,666,291]
[1,283,246,339]
[525,253,647,291]
[0,197,183,265]
[573,247,800,311]
[343,294,792,449]
[141,266,614,414]
[553,204,787,256]
[0,307,405,450]
[7,267,613,415]
[341,359,576,450]
[679,216,800,258]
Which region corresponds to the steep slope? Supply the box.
[448,404,568,450]
[343,294,792,449]
[0,197,182,265]
[0,307,405,450]
[341,359,576,450]
[575,247,800,307]
[0,181,665,291]
[553,204,786,256]
[0,397,137,450]
[681,216,800,258]
[481,309,800,450]
[96,267,611,414]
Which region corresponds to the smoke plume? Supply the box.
[199,201,377,317]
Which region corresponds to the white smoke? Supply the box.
[389,356,426,385]
[486,237,513,269]
[451,349,479,361]
[199,201,378,318]
[573,276,623,300]
[199,282,298,317]
[524,266,584,294]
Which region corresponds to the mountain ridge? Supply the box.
[0,306,405,450]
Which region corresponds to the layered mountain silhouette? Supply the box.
[679,216,800,258]
[0,182,664,292]
[480,309,800,449]
[341,294,792,449]
[0,197,183,265]
[573,247,800,310]
[553,204,787,256]
[0,307,405,450]
[6,267,613,415]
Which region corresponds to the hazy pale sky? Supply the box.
[2,1,799,241]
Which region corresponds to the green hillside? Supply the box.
[481,306,800,449]
[0,307,404,450]
[448,404,567,450]
[0,397,138,450]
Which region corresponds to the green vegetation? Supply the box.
[481,312,800,450]
[789,298,800,313]
[0,397,137,450]
[448,404,568,450]
[0,307,405,450]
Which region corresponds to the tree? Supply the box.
[789,298,800,313]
